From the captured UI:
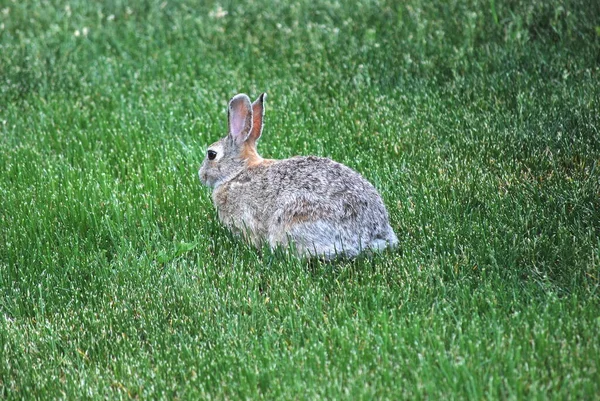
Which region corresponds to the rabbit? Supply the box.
[198,93,398,260]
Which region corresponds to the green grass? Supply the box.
[1,0,599,399]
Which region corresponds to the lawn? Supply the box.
[1,0,599,399]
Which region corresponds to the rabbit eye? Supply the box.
[207,150,217,160]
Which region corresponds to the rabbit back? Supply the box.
[213,156,398,259]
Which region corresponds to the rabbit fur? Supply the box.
[199,93,398,259]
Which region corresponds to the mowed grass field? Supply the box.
[1,0,599,399]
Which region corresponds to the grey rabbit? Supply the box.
[199,93,398,259]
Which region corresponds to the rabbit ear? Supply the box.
[228,94,253,146]
[247,93,267,145]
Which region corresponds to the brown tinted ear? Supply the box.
[228,94,253,146]
[247,93,266,145]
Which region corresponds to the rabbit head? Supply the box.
[199,93,266,188]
